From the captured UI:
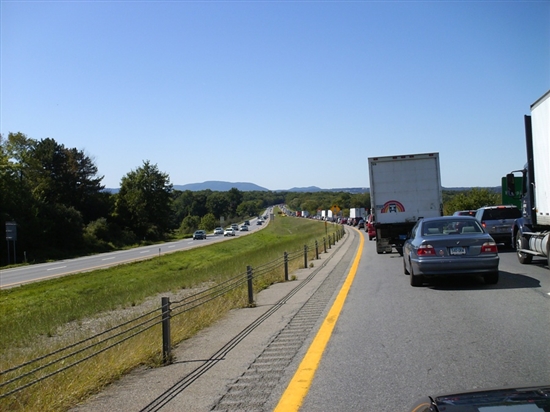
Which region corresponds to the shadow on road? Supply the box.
[426,270,541,291]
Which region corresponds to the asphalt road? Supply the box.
[300,237,550,411]
[0,215,269,289]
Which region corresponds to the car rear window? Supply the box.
[481,208,521,220]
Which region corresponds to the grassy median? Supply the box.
[0,215,341,411]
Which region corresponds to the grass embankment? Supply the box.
[0,215,341,412]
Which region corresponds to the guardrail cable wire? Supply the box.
[1,231,343,399]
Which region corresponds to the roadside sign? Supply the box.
[6,222,17,241]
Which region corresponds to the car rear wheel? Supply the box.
[483,271,499,284]
[516,235,533,264]
[410,264,423,287]
[403,258,409,275]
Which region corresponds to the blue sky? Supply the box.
[1,1,549,191]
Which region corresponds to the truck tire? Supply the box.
[516,235,533,264]
[410,265,423,287]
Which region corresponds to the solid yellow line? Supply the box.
[273,229,364,412]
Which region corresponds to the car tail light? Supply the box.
[481,221,486,228]
[417,244,436,256]
[481,241,498,253]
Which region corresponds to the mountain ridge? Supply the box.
[105,181,500,193]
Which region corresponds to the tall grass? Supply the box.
[0,216,341,411]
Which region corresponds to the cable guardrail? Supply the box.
[0,224,346,402]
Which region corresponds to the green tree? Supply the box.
[190,191,210,218]
[1,133,107,261]
[179,215,200,234]
[200,213,217,231]
[443,188,500,215]
[227,188,243,216]
[206,192,230,219]
[172,190,195,222]
[236,200,262,217]
[27,137,105,223]
[114,161,173,240]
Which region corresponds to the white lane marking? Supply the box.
[47,266,67,271]
[102,257,115,261]
[139,250,151,254]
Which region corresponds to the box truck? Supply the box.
[507,90,550,267]
[368,152,443,255]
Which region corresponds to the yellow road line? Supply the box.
[274,229,365,412]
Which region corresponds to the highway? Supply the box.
[0,215,269,289]
[70,226,550,412]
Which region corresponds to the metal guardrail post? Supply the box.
[304,245,308,268]
[333,233,336,245]
[247,265,254,305]
[284,252,289,281]
[315,240,319,260]
[323,237,327,253]
[161,297,172,365]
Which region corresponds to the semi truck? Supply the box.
[368,152,443,255]
[507,90,550,267]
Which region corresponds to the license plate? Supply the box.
[450,247,466,255]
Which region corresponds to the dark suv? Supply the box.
[475,205,521,247]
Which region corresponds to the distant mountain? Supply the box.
[173,181,269,192]
[285,186,369,193]
[104,182,500,194]
[286,186,323,192]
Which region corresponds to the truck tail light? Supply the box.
[481,242,498,253]
[481,221,486,228]
[417,244,436,256]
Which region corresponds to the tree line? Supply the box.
[0,132,500,266]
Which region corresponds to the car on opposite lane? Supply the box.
[213,227,224,235]
[224,228,236,237]
[240,225,248,231]
[403,216,499,287]
[193,230,207,240]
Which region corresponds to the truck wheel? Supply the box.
[410,265,423,287]
[516,235,533,264]
[483,271,499,285]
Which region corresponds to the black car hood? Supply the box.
[410,385,550,412]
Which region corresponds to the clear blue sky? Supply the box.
[2,0,549,191]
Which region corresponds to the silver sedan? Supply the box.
[403,216,499,287]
